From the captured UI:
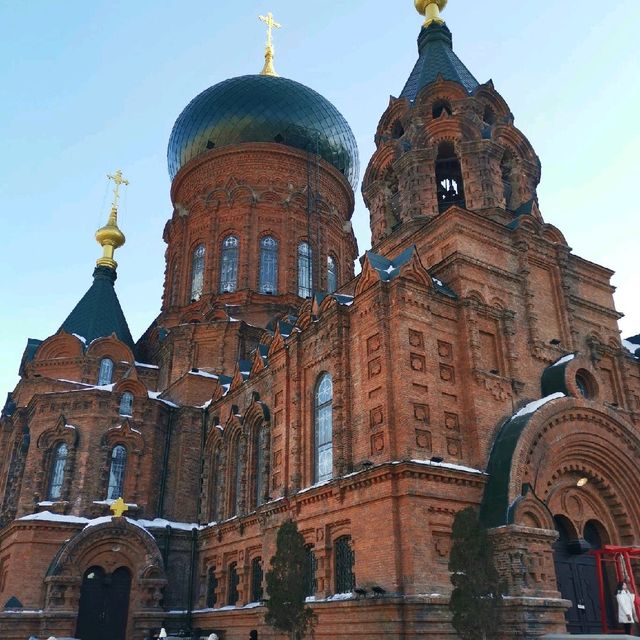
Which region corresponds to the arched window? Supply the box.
[190,244,206,301]
[254,426,268,509]
[119,392,133,416]
[305,545,317,597]
[327,255,338,294]
[435,142,465,213]
[251,557,263,602]
[48,443,68,500]
[97,358,113,386]
[334,536,355,594]
[219,236,239,293]
[314,373,333,483]
[259,236,278,294]
[107,445,127,500]
[229,436,245,517]
[227,562,239,606]
[210,445,223,522]
[432,99,452,119]
[297,242,313,298]
[501,151,515,210]
[206,567,218,608]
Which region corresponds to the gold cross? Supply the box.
[110,497,129,518]
[259,12,281,49]
[107,169,129,212]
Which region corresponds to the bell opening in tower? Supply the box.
[435,141,465,212]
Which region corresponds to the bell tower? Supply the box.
[363,2,542,247]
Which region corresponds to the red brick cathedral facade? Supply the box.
[1,4,639,640]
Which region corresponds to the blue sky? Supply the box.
[1,1,638,396]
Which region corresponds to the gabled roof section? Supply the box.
[59,266,134,350]
[401,23,479,101]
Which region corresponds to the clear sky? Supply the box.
[1,0,638,398]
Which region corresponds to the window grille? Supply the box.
[297,242,313,298]
[335,536,355,594]
[259,236,278,294]
[190,244,206,301]
[219,236,239,293]
[327,255,338,294]
[251,557,263,602]
[48,443,68,500]
[314,373,333,483]
[227,562,239,606]
[119,392,133,416]
[97,358,113,386]
[206,567,218,608]
[107,445,127,500]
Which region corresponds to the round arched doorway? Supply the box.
[75,565,132,640]
[553,516,609,634]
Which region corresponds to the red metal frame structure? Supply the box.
[591,546,640,634]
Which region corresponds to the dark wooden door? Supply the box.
[75,565,132,640]
[554,520,602,634]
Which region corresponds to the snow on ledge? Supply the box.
[550,354,576,368]
[19,511,89,525]
[137,517,201,532]
[513,392,565,419]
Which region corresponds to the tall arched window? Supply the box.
[206,567,218,608]
[327,255,338,294]
[229,436,245,517]
[227,562,239,606]
[253,425,268,509]
[190,244,206,301]
[97,358,113,386]
[314,373,333,483]
[210,445,223,522]
[305,545,317,597]
[297,242,313,298]
[107,445,127,500]
[219,236,239,293]
[119,392,133,416]
[259,236,278,294]
[48,443,68,500]
[435,142,465,213]
[334,536,355,594]
[251,557,263,602]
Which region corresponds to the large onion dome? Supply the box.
[167,74,359,189]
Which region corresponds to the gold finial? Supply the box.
[259,11,282,77]
[415,0,448,27]
[95,170,128,270]
[110,497,129,518]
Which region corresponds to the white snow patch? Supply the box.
[92,500,138,508]
[384,265,397,275]
[432,278,444,287]
[56,379,91,386]
[297,479,332,495]
[148,391,179,407]
[551,354,576,367]
[189,370,219,379]
[1,609,44,614]
[135,361,159,369]
[513,393,565,419]
[327,592,354,601]
[19,511,89,525]
[243,601,262,608]
[65,424,76,430]
[72,333,87,345]
[409,459,485,475]
[137,518,201,532]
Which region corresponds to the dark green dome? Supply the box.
[168,75,359,189]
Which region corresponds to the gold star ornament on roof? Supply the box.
[259,11,282,77]
[415,0,448,27]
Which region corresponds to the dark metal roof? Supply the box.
[59,266,134,350]
[168,74,359,189]
[400,23,480,101]
[628,334,640,345]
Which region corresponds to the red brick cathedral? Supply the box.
[2,2,639,639]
